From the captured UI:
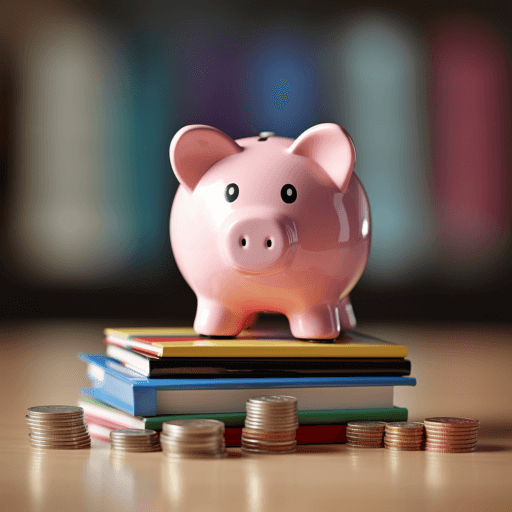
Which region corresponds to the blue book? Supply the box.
[80,354,416,417]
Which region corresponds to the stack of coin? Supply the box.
[384,422,424,451]
[110,429,161,452]
[346,421,386,448]
[160,419,226,458]
[26,406,91,450]
[424,417,479,453]
[242,396,298,454]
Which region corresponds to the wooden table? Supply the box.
[1,321,511,511]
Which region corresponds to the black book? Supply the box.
[105,344,411,378]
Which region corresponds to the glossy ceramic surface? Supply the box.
[170,124,371,339]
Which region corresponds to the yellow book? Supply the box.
[104,328,408,358]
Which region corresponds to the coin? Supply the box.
[385,422,424,429]
[242,396,298,454]
[29,432,90,441]
[25,415,85,425]
[111,429,158,437]
[384,431,424,438]
[424,424,478,433]
[111,445,162,452]
[426,432,478,441]
[159,420,226,458]
[248,396,298,404]
[347,421,386,430]
[162,420,224,435]
[424,417,479,429]
[30,439,91,447]
[27,406,84,417]
[346,431,384,438]
[347,439,383,446]
[384,445,421,451]
[384,441,423,448]
[425,446,476,453]
[26,405,91,450]
[26,423,88,431]
[31,442,91,450]
[242,430,296,442]
[109,428,162,453]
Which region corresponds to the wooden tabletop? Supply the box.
[1,321,511,512]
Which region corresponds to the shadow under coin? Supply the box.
[474,444,509,452]
[295,444,344,454]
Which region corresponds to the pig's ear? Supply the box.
[170,125,243,193]
[288,123,355,193]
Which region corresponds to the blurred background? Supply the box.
[0,0,511,324]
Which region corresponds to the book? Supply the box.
[80,354,416,416]
[78,395,409,430]
[105,344,412,378]
[104,328,408,358]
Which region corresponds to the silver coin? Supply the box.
[162,420,224,435]
[111,445,162,452]
[384,445,421,451]
[110,438,161,445]
[26,415,85,424]
[346,430,385,437]
[244,421,298,429]
[248,396,297,404]
[26,422,87,430]
[30,440,91,448]
[241,438,296,447]
[385,422,424,430]
[163,451,226,459]
[26,418,86,428]
[384,439,423,445]
[241,446,296,454]
[246,408,298,416]
[161,448,224,457]
[27,406,84,416]
[159,433,222,443]
[29,432,91,441]
[110,429,157,437]
[160,437,224,447]
[384,434,424,441]
[29,434,91,444]
[30,443,91,450]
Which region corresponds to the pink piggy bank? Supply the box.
[169,123,370,340]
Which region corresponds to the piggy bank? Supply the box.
[169,123,370,340]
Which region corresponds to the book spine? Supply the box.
[86,363,158,416]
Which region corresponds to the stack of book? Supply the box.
[79,328,415,446]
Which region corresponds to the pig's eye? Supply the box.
[225,183,239,203]
[281,184,297,204]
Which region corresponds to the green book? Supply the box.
[79,394,408,431]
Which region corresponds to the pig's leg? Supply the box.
[241,313,259,330]
[338,295,357,331]
[288,303,340,340]
[194,298,245,336]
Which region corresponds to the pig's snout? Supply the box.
[224,216,297,274]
